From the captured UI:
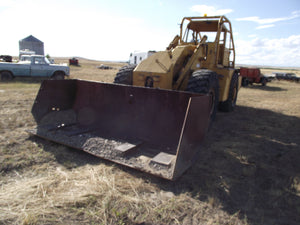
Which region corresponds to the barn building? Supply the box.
[19,35,44,58]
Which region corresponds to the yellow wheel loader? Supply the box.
[29,15,240,180]
[115,16,240,114]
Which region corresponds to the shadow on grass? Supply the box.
[2,77,72,84]
[8,77,45,83]
[242,84,287,92]
[154,106,300,225]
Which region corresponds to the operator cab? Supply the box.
[180,17,235,68]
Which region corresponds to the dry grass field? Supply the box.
[0,58,299,225]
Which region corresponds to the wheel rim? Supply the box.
[53,73,64,80]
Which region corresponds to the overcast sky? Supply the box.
[0,0,299,67]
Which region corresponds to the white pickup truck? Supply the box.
[0,55,70,81]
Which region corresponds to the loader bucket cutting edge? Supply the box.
[29,79,211,180]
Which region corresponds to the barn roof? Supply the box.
[20,35,43,43]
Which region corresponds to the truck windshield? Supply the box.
[34,57,50,64]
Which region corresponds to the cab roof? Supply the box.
[187,20,228,32]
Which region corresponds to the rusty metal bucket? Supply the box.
[29,79,211,180]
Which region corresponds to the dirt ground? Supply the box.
[0,58,299,225]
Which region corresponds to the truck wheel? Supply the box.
[114,65,136,85]
[186,70,219,122]
[0,71,14,81]
[242,78,249,87]
[219,72,239,112]
[52,72,65,80]
[261,78,267,86]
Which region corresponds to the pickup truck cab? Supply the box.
[0,55,70,81]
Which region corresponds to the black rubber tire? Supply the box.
[114,65,136,85]
[219,72,239,112]
[1,71,14,81]
[186,70,219,122]
[261,77,267,86]
[242,78,249,87]
[52,72,65,80]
